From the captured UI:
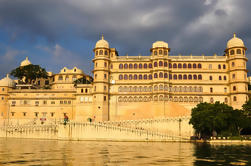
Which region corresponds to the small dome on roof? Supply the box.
[227,33,245,49]
[20,57,31,67]
[152,41,168,48]
[59,67,84,74]
[95,34,109,49]
[0,74,16,88]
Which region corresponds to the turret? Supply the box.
[226,33,248,109]
[92,35,110,121]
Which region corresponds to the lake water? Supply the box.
[0,138,251,166]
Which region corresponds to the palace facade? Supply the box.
[0,34,249,122]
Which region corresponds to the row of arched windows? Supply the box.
[118,63,202,69]
[118,86,203,93]
[229,49,244,55]
[96,50,108,56]
[118,96,203,103]
[119,73,203,80]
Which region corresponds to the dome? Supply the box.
[95,34,109,49]
[152,41,168,48]
[0,74,16,87]
[20,57,31,67]
[227,33,245,49]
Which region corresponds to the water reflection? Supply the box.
[0,138,250,166]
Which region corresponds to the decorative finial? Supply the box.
[233,33,236,38]
[6,74,9,78]
[26,56,28,60]
[101,34,104,40]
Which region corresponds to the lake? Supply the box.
[0,138,251,165]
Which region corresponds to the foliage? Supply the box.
[242,99,251,117]
[73,76,93,86]
[248,84,251,90]
[189,101,251,139]
[10,64,48,84]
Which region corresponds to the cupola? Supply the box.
[95,34,109,49]
[0,74,16,88]
[227,33,245,49]
[20,57,31,67]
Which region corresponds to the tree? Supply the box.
[242,99,251,117]
[10,64,48,84]
[73,76,93,87]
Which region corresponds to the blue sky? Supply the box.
[0,0,251,78]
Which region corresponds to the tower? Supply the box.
[150,41,170,116]
[92,35,110,121]
[226,34,248,109]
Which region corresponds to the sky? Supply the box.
[0,0,251,78]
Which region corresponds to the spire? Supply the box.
[233,33,236,38]
[101,34,104,40]
[6,74,9,78]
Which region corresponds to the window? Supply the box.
[139,64,142,69]
[223,64,226,69]
[198,75,202,80]
[23,112,26,116]
[124,64,128,69]
[43,101,47,105]
[51,101,55,104]
[105,50,108,55]
[173,74,177,80]
[99,50,103,55]
[104,96,106,101]
[188,64,192,68]
[149,63,152,68]
[164,62,168,67]
[198,64,202,69]
[178,74,182,80]
[233,96,237,101]
[233,86,236,91]
[1,97,4,100]
[230,50,235,55]
[159,50,162,55]
[11,112,15,117]
[173,63,177,68]
[154,73,158,78]
[232,62,235,67]
[124,74,128,80]
[224,97,228,104]
[58,76,63,81]
[154,51,157,55]
[209,64,212,69]
[96,51,98,55]
[178,63,182,68]
[119,64,123,69]
[193,63,197,69]
[159,61,163,67]
[134,64,138,69]
[51,112,54,117]
[139,75,142,80]
[154,62,158,67]
[35,112,38,117]
[188,75,192,80]
[237,49,241,54]
[144,63,147,69]
[210,87,213,93]
[104,86,107,91]
[218,64,221,69]
[232,74,235,79]
[119,74,123,80]
[183,75,187,80]
[164,73,168,78]
[219,76,222,80]
[2,88,4,91]
[134,74,137,80]
[210,76,212,80]
[224,76,227,80]
[35,101,39,106]
[193,75,197,80]
[104,62,107,67]
[169,74,172,80]
[94,86,96,92]
[37,80,40,85]
[104,74,107,79]
[164,50,167,55]
[210,97,214,104]
[144,74,147,80]
[149,74,152,80]
[183,63,187,68]
[169,63,172,68]
[110,64,113,69]
[159,72,163,78]
[96,63,98,67]
[224,88,227,93]
[129,74,133,80]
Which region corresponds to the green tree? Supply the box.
[10,64,48,84]
[73,76,93,87]
[242,99,251,117]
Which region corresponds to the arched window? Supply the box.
[198,75,202,80]
[154,73,158,78]
[118,96,122,102]
[164,50,167,55]
[224,76,227,80]
[159,85,163,91]
[232,74,235,79]
[139,75,142,80]
[159,72,163,78]
[110,64,113,69]
[183,75,187,80]
[193,63,197,68]
[154,62,158,67]
[154,51,157,55]
[193,75,197,80]
[96,51,98,55]
[169,74,172,79]
[223,64,226,69]
[129,64,133,69]
[178,63,182,68]
[144,74,147,80]
[210,76,213,80]
[129,74,133,80]
[149,74,152,80]
[134,74,137,80]
[149,63,152,68]
[178,74,182,80]
[159,61,163,66]
[173,63,177,68]
[164,73,168,78]
[233,96,237,101]
[224,97,228,104]
[188,63,192,68]
[144,63,147,69]
[124,74,128,80]
[219,76,222,80]
[233,86,236,91]
[58,75,63,80]
[159,50,162,55]
[230,50,235,55]
[164,62,168,67]
[154,85,158,91]
[124,64,128,69]
[199,97,203,102]
[210,97,214,103]
[154,96,158,101]
[183,63,187,68]
[189,97,193,102]
[118,86,123,92]
[169,63,172,68]
[99,50,103,55]
[104,50,108,55]
[188,75,192,80]
[159,95,164,101]
[134,64,138,69]
[184,97,188,102]
[119,64,123,69]
[173,74,177,80]
[237,49,241,54]
[232,62,235,67]
[139,63,142,69]
[198,64,202,68]
[119,74,123,80]
[218,64,221,69]
[194,97,198,103]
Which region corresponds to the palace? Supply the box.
[0,34,249,123]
